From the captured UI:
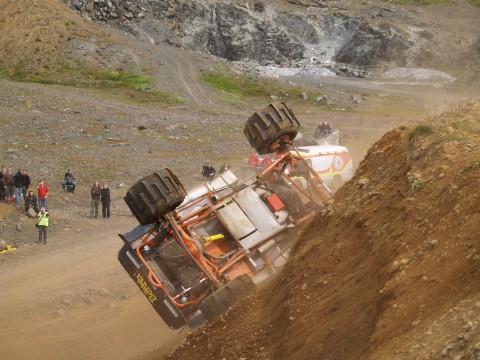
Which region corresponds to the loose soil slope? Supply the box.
[166,103,480,360]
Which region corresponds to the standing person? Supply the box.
[25,189,38,215]
[90,181,101,218]
[100,183,111,219]
[13,168,25,206]
[36,206,49,244]
[0,165,5,203]
[219,162,231,174]
[37,179,49,211]
[3,167,14,204]
[22,169,31,200]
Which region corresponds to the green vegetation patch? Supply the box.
[81,68,153,90]
[91,87,188,105]
[467,158,480,170]
[389,0,451,5]
[0,62,187,105]
[0,62,153,90]
[200,66,335,109]
[452,117,480,134]
[410,124,434,140]
[468,0,480,6]
[411,178,426,192]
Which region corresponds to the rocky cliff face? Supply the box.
[62,0,479,78]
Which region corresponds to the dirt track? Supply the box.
[0,213,183,359]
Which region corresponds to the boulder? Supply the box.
[27,208,37,218]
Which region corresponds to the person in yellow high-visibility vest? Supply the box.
[36,207,49,244]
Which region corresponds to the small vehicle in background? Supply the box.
[246,143,353,192]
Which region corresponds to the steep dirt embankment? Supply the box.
[165,103,480,360]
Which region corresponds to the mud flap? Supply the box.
[117,243,186,330]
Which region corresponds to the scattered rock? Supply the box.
[26,208,37,218]
[358,178,370,187]
[98,288,110,297]
[390,260,401,273]
[55,309,66,317]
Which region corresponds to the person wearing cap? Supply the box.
[25,189,38,215]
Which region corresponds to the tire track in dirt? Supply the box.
[156,45,214,105]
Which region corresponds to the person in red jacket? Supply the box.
[37,179,49,211]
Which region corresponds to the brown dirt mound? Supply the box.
[165,103,480,360]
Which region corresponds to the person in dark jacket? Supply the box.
[100,183,111,219]
[24,189,38,215]
[13,169,26,206]
[22,169,31,200]
[62,169,77,192]
[201,163,216,181]
[90,181,101,218]
[314,121,332,139]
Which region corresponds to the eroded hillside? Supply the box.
[165,104,480,360]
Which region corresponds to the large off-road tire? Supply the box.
[244,102,301,155]
[124,169,187,225]
[199,274,256,322]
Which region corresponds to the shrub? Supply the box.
[410,124,434,140]
[412,179,425,192]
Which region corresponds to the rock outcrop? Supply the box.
[62,0,427,76]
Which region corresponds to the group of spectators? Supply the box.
[0,166,51,214]
[59,170,111,219]
[0,166,32,206]
[90,181,111,219]
[1,166,113,245]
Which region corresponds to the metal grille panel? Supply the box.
[158,237,201,287]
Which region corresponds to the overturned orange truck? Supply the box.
[117,103,333,329]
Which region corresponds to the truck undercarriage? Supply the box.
[118,102,332,329]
